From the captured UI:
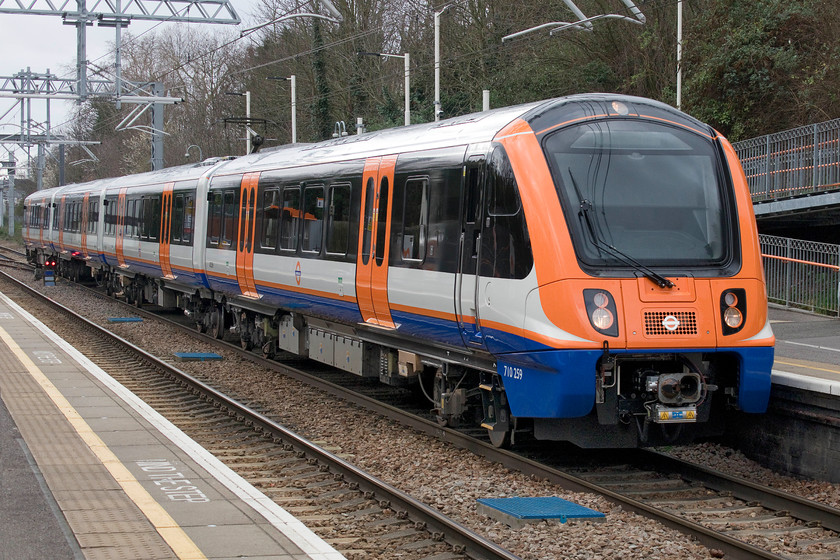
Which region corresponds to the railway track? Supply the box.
[0,243,31,271]
[0,268,518,560]
[3,262,840,559]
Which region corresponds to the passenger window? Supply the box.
[279,187,301,251]
[221,190,237,247]
[208,192,223,245]
[134,199,143,239]
[326,184,351,256]
[88,201,98,234]
[361,178,375,265]
[183,195,194,244]
[302,185,325,253]
[375,178,390,266]
[401,178,428,261]
[261,188,280,250]
[149,196,161,241]
[126,200,136,238]
[172,194,185,243]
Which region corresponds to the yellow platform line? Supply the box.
[776,358,840,377]
[0,326,207,560]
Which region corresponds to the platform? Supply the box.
[769,306,840,396]
[0,291,344,560]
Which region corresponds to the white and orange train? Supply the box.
[24,94,775,447]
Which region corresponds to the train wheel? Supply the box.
[487,428,511,449]
[209,306,224,339]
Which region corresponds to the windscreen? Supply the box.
[543,119,732,269]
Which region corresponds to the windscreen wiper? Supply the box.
[569,168,675,289]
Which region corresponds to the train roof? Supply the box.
[211,99,547,176]
[25,94,714,204]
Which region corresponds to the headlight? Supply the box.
[583,289,619,337]
[720,288,747,335]
[591,307,614,330]
[723,306,743,328]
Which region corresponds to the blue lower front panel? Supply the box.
[730,345,774,413]
[497,349,600,419]
[497,345,775,420]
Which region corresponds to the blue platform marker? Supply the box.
[107,317,143,323]
[477,497,605,528]
[173,352,223,362]
[43,270,55,287]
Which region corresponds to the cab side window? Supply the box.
[480,146,533,279]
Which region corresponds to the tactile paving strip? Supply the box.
[0,338,178,560]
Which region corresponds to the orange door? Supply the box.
[58,196,66,253]
[81,193,90,257]
[235,172,260,298]
[355,155,397,327]
[159,182,175,278]
[116,188,127,267]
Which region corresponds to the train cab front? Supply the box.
[496,95,775,448]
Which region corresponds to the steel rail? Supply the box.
[8,267,827,560]
[637,449,840,534]
[63,279,787,560]
[0,269,521,560]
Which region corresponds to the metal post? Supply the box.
[59,145,66,186]
[813,123,819,191]
[76,0,88,100]
[7,154,14,235]
[434,7,448,121]
[764,135,771,197]
[245,90,251,154]
[150,82,165,170]
[403,53,410,126]
[115,0,122,109]
[36,144,44,191]
[676,0,682,110]
[483,90,490,111]
[290,76,297,143]
[784,237,791,307]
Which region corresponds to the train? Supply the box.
[23,94,775,448]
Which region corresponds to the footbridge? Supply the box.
[734,119,840,233]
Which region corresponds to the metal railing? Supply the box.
[734,119,840,202]
[760,234,840,316]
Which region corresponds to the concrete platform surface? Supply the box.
[0,291,344,560]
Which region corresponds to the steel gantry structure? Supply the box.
[0,0,241,186]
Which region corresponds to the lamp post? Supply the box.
[225,90,251,154]
[267,75,297,144]
[184,144,203,161]
[434,4,452,121]
[676,0,683,110]
[358,51,410,126]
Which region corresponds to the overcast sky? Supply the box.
[0,1,260,173]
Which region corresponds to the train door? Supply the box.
[159,182,175,278]
[456,154,487,348]
[235,172,260,298]
[81,193,90,257]
[57,196,66,254]
[355,155,397,327]
[116,188,128,268]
